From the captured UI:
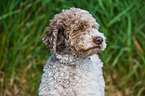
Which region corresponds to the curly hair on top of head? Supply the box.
[42,8,99,56]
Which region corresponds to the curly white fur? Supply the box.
[39,8,106,96]
[39,54,105,96]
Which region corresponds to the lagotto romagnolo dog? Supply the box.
[39,8,107,96]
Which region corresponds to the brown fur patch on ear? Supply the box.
[42,25,68,54]
[42,12,74,54]
[42,27,58,54]
[56,27,65,52]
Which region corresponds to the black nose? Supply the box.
[93,37,103,44]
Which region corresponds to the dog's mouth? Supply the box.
[79,45,101,51]
[74,45,102,56]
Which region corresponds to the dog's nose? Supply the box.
[93,37,103,44]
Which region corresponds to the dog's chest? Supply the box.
[46,57,104,96]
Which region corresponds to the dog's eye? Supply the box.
[78,27,81,30]
[78,23,87,31]
[78,25,84,30]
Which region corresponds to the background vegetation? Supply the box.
[0,0,145,96]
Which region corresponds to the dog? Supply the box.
[39,8,107,96]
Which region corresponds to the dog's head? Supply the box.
[43,8,106,57]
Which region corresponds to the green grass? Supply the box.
[0,0,145,95]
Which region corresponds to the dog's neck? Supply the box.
[55,53,87,65]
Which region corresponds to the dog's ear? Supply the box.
[42,27,58,54]
[55,26,66,52]
[42,26,66,54]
